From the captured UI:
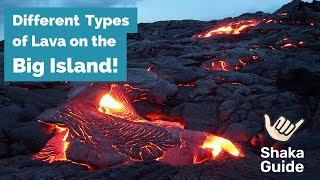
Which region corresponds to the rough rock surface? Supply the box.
[0,0,320,179]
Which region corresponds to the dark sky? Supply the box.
[0,0,314,40]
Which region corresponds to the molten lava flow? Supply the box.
[98,84,144,122]
[202,135,240,157]
[265,19,277,24]
[99,94,123,112]
[98,84,240,160]
[33,122,70,163]
[195,20,261,37]
[34,83,241,169]
[205,60,231,71]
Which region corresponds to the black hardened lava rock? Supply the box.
[0,41,3,52]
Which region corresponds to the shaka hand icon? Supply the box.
[264,114,304,142]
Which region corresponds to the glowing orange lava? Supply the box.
[269,45,277,50]
[205,60,231,71]
[99,94,123,112]
[252,55,259,60]
[34,83,241,169]
[98,84,144,122]
[195,20,261,37]
[98,85,240,159]
[281,43,298,48]
[265,19,277,24]
[33,122,70,163]
[202,135,240,157]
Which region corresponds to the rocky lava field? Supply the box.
[0,0,320,179]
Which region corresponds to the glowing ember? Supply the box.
[281,43,298,48]
[238,58,247,66]
[233,54,264,70]
[195,20,261,37]
[33,83,241,169]
[265,19,277,24]
[252,55,259,60]
[269,45,277,50]
[265,20,272,23]
[147,66,153,71]
[205,60,231,71]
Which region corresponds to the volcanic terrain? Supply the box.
[0,0,319,179]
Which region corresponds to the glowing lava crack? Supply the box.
[194,20,261,37]
[33,83,241,169]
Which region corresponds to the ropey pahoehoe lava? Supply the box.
[33,83,240,169]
